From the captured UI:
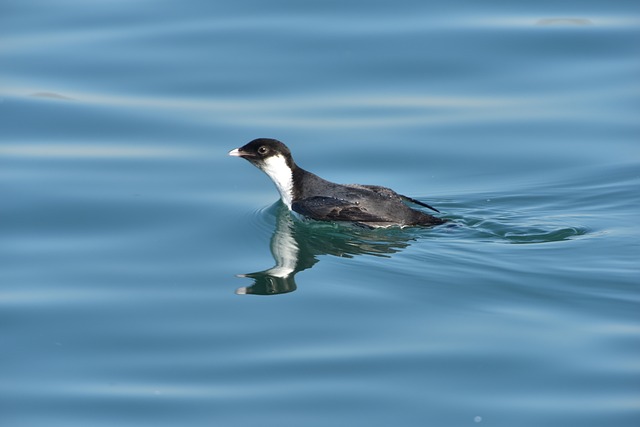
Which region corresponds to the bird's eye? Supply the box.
[258,146,268,155]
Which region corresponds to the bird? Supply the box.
[228,138,446,228]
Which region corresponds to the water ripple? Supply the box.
[464,217,589,244]
[0,143,198,159]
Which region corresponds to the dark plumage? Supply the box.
[229,138,446,228]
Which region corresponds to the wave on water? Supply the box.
[436,193,591,245]
[459,215,589,244]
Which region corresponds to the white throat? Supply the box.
[260,155,294,209]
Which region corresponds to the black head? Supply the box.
[228,138,294,168]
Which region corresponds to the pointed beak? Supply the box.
[228,148,243,157]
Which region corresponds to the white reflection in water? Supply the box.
[5,80,631,130]
[0,144,195,159]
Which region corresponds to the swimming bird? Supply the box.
[229,138,446,228]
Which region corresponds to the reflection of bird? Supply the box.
[235,203,415,296]
[229,138,446,228]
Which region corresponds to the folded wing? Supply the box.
[292,196,391,223]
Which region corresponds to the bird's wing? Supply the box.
[352,184,441,213]
[398,195,440,213]
[292,196,391,223]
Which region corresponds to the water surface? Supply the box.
[2,1,639,426]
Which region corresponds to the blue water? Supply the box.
[2,1,639,426]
